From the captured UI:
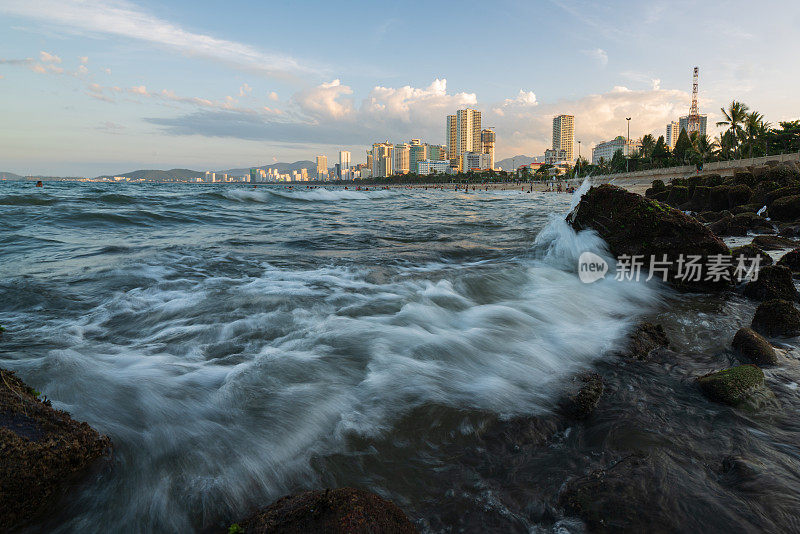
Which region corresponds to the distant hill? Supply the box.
[219,160,317,175]
[495,155,543,170]
[0,171,24,180]
[96,168,205,181]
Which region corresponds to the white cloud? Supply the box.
[494,89,538,115]
[0,0,318,78]
[583,48,609,67]
[238,83,252,97]
[293,79,354,120]
[268,91,279,101]
[79,56,88,64]
[360,78,477,123]
[130,85,148,96]
[39,50,61,63]
[77,64,88,75]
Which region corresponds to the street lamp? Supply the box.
[626,117,631,173]
[577,140,581,177]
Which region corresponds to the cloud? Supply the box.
[494,89,538,116]
[39,50,61,63]
[79,56,88,64]
[0,0,319,78]
[293,79,354,120]
[268,91,279,101]
[97,121,125,133]
[238,83,252,97]
[583,48,608,67]
[130,85,148,96]
[0,58,34,65]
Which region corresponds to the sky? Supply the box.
[0,0,799,176]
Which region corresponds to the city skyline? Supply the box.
[0,0,798,176]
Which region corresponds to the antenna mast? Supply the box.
[688,66,700,134]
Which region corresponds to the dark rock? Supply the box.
[235,488,418,534]
[697,365,774,410]
[732,328,778,365]
[568,185,730,289]
[696,210,729,223]
[731,212,772,233]
[651,190,669,202]
[751,299,800,337]
[615,322,670,360]
[688,185,711,210]
[730,244,773,267]
[776,248,800,272]
[707,185,733,211]
[558,455,678,534]
[666,185,690,206]
[742,265,799,301]
[731,203,764,215]
[0,368,111,530]
[701,173,725,187]
[751,235,798,250]
[732,171,756,187]
[727,184,753,207]
[709,215,748,237]
[559,373,605,420]
[769,195,800,221]
[764,185,800,206]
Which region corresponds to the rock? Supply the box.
[696,210,729,223]
[688,185,710,210]
[709,215,748,237]
[615,322,670,360]
[731,203,765,215]
[558,455,678,534]
[732,171,756,187]
[707,185,734,211]
[732,328,778,365]
[559,373,605,420]
[697,365,775,410]
[751,235,798,250]
[764,185,800,206]
[776,248,800,272]
[665,185,690,207]
[742,265,799,301]
[0,369,111,530]
[731,212,773,233]
[751,299,800,337]
[568,185,730,289]
[234,488,418,534]
[730,244,773,267]
[727,184,753,207]
[768,195,800,221]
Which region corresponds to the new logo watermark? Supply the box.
[578,252,609,283]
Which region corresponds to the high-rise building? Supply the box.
[316,155,328,179]
[427,144,447,161]
[339,151,351,179]
[371,142,393,178]
[463,152,492,172]
[678,115,708,138]
[446,109,481,161]
[481,129,496,170]
[591,136,642,165]
[552,115,575,162]
[409,139,427,174]
[666,121,680,149]
[393,143,410,174]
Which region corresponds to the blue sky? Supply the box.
[1,0,798,175]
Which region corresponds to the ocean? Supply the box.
[2,181,799,532]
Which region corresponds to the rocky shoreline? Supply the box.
[3,161,800,532]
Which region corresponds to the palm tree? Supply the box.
[742,111,771,158]
[689,132,718,167]
[716,100,750,158]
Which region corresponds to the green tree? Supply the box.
[652,135,670,166]
[610,149,627,173]
[716,100,750,158]
[673,129,692,163]
[639,134,656,159]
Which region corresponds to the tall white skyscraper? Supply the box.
[552,115,575,162]
[316,155,328,179]
[666,121,680,148]
[446,109,481,159]
[371,142,393,178]
[339,151,351,179]
[393,143,410,174]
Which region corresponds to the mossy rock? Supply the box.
[765,185,800,206]
[732,328,778,365]
[727,184,753,207]
[234,488,418,534]
[697,365,773,409]
[709,215,748,237]
[559,373,605,420]
[751,299,800,337]
[730,244,773,267]
[701,174,725,187]
[733,171,756,187]
[743,265,799,301]
[569,185,730,290]
[707,185,733,211]
[769,195,800,221]
[751,235,797,251]
[777,248,800,272]
[666,185,690,206]
[651,179,666,192]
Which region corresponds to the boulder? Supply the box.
[731,212,772,234]
[751,235,798,250]
[1,369,111,530]
[732,171,756,187]
[568,185,730,289]
[665,185,690,207]
[707,185,733,211]
[742,265,799,301]
[688,185,710,210]
[233,488,418,534]
[731,203,765,215]
[776,248,800,272]
[727,184,753,207]
[731,328,778,365]
[696,210,730,223]
[768,195,800,221]
[709,215,748,237]
[615,322,670,360]
[751,299,800,337]
[697,365,774,410]
[558,373,605,420]
[730,244,773,267]
[764,185,800,206]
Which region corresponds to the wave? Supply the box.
[220,187,396,203]
[0,194,58,206]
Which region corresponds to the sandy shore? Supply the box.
[374,176,652,195]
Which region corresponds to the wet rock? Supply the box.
[697,210,731,223]
[568,185,730,290]
[0,368,111,530]
[558,455,678,534]
[732,212,773,233]
[707,185,734,211]
[558,373,605,420]
[727,184,753,207]
[764,185,800,206]
[768,195,800,221]
[731,203,765,215]
[665,185,689,207]
[751,234,798,250]
[776,248,800,272]
[233,487,418,534]
[709,215,748,236]
[730,244,773,267]
[697,365,774,410]
[742,265,799,301]
[751,299,800,337]
[732,328,778,365]
[615,322,670,360]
